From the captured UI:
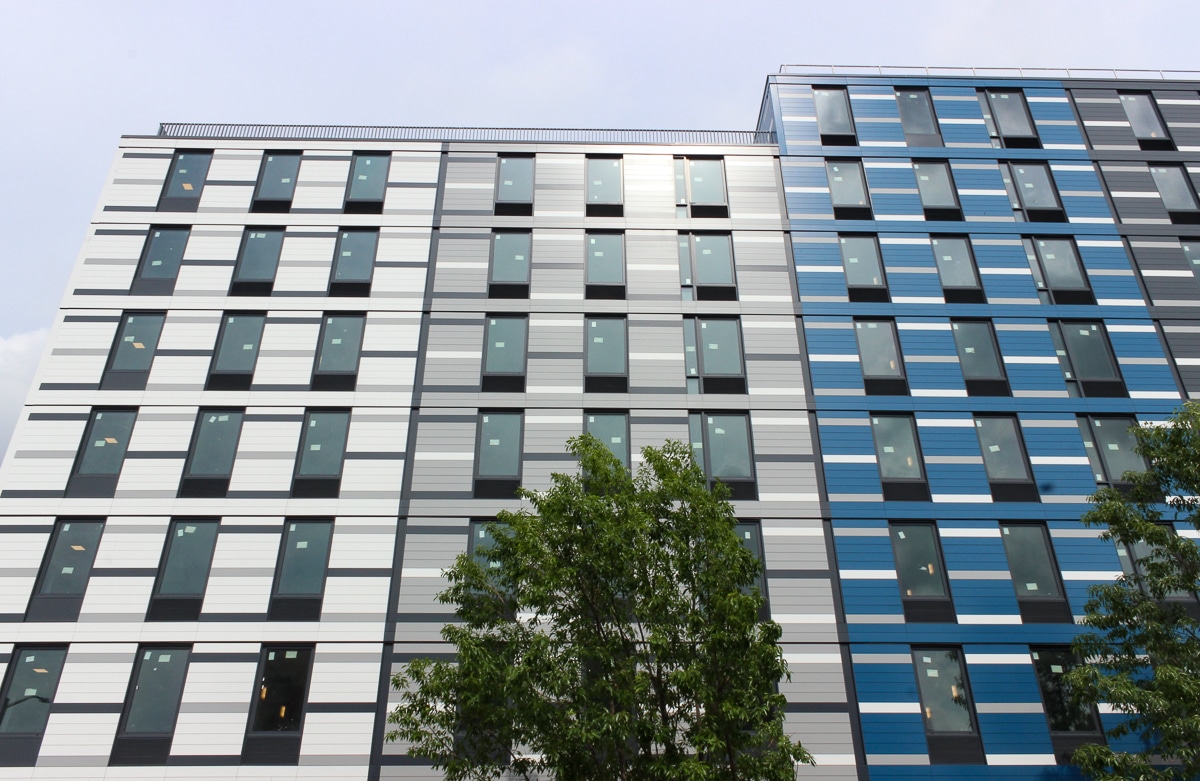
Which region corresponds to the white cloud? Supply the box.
[0,329,48,466]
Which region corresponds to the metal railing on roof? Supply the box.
[156,123,776,145]
[777,64,1200,81]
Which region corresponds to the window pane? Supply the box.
[914,162,957,208]
[1035,239,1087,290]
[1184,239,1200,273]
[698,319,743,377]
[705,414,752,480]
[234,229,285,282]
[0,648,66,734]
[735,522,765,594]
[316,316,365,374]
[586,413,629,468]
[827,162,869,207]
[840,236,885,288]
[251,647,311,733]
[586,233,624,284]
[185,410,243,477]
[277,521,332,596]
[890,525,948,597]
[110,314,165,372]
[1062,323,1119,381]
[1151,166,1198,211]
[1012,164,1059,209]
[212,314,265,373]
[586,318,626,376]
[975,417,1030,481]
[77,410,136,476]
[814,88,854,135]
[478,413,521,478]
[346,154,389,202]
[872,415,923,480]
[256,153,301,201]
[586,158,622,204]
[855,320,904,379]
[951,321,1005,380]
[1090,417,1145,482]
[1001,525,1061,598]
[38,521,103,595]
[496,157,534,203]
[469,520,503,570]
[931,237,980,290]
[1120,94,1168,140]
[123,648,189,734]
[483,317,527,375]
[987,91,1035,137]
[296,411,350,477]
[1031,648,1098,732]
[913,649,974,733]
[693,234,735,286]
[687,159,726,205]
[137,228,190,280]
[897,90,939,136]
[332,230,377,283]
[163,152,210,200]
[156,520,219,597]
[491,232,531,283]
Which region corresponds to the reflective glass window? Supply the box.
[1030,648,1099,733]
[814,88,855,136]
[1120,94,1168,140]
[346,154,389,202]
[314,315,365,375]
[586,158,622,204]
[986,91,1036,138]
[585,317,627,377]
[586,232,624,284]
[1030,238,1088,292]
[0,648,66,734]
[913,649,975,733]
[914,162,958,208]
[109,314,165,372]
[693,318,744,378]
[1000,524,1062,598]
[871,415,923,481]
[211,314,265,374]
[686,159,726,205]
[689,413,753,481]
[76,410,136,476]
[233,229,285,282]
[1078,417,1145,484]
[490,232,531,284]
[890,524,949,598]
[255,153,301,203]
[36,520,104,596]
[121,648,190,735]
[1150,165,1199,211]
[586,412,629,468]
[951,321,1006,380]
[496,156,534,203]
[136,228,190,281]
[161,152,211,202]
[691,234,735,285]
[276,521,332,596]
[331,230,378,283]
[295,411,350,478]
[840,235,885,289]
[855,320,905,379]
[477,413,522,478]
[483,316,528,376]
[897,89,941,141]
[931,237,981,290]
[249,647,312,733]
[184,410,243,477]
[1060,322,1120,381]
[155,520,219,597]
[1011,164,1060,210]
[827,161,869,207]
[974,416,1031,482]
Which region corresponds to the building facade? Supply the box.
[0,66,1198,779]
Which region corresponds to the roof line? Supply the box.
[777,65,1200,81]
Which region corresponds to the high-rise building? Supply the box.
[0,66,1197,779]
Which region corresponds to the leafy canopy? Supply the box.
[387,434,812,781]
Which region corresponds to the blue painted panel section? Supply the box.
[854,660,919,702]
[881,238,944,300]
[941,525,1020,618]
[850,87,907,146]
[992,320,1066,394]
[972,240,1041,302]
[1077,240,1144,304]
[1019,415,1098,500]
[805,318,864,392]
[896,320,965,395]
[930,87,991,147]
[865,160,923,218]
[952,162,1014,220]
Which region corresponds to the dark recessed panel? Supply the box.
[689,205,728,219]
[268,597,323,622]
[902,599,957,624]
[311,374,358,392]
[241,734,302,765]
[1017,598,1073,624]
[178,477,230,499]
[965,379,1010,397]
[100,372,150,391]
[25,596,85,623]
[327,282,371,298]
[109,736,172,765]
[494,202,532,217]
[882,482,931,502]
[586,204,623,218]
[864,378,909,396]
[205,373,254,391]
[229,281,273,297]
[290,478,341,499]
[474,479,521,499]
[989,482,1040,503]
[146,597,203,622]
[927,733,986,765]
[584,376,628,393]
[480,375,525,393]
[585,284,625,300]
[344,201,383,215]
[487,283,529,300]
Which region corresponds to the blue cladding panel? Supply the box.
[865,161,923,217]
[930,87,992,147]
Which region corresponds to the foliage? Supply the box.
[387,434,812,781]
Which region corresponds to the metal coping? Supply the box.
[777,64,1200,81]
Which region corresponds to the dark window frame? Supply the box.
[311,313,366,391]
[812,86,858,146]
[130,226,192,296]
[678,232,738,301]
[950,318,1010,396]
[854,318,909,396]
[481,315,529,393]
[101,311,166,390]
[889,522,956,623]
[585,155,624,217]
[1000,522,1073,623]
[206,311,266,391]
[584,230,626,300]
[0,644,69,766]
[584,410,631,468]
[870,413,930,502]
[674,156,729,218]
[1002,163,1066,223]
[65,408,138,498]
[178,408,245,498]
[584,316,628,394]
[912,161,963,221]
[26,517,106,622]
[488,230,532,299]
[109,644,192,765]
[146,517,219,622]
[1149,164,1200,224]
[1026,237,1095,305]
[974,414,1040,502]
[250,151,302,213]
[931,235,985,303]
[327,228,378,297]
[343,152,389,214]
[1029,645,1106,764]
[688,411,757,500]
[684,316,747,394]
[826,159,874,220]
[734,520,771,620]
[839,233,889,302]
[290,409,351,499]
[896,88,943,147]
[1118,93,1175,151]
[241,645,315,765]
[229,227,285,297]
[911,647,986,764]
[978,90,1041,148]
[494,154,535,216]
[1049,320,1127,397]
[157,150,213,212]
[1077,415,1146,488]
[268,518,334,622]
[474,410,524,499]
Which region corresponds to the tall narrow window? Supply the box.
[1115,527,1198,602]
[495,155,534,216]
[207,313,265,391]
[1001,163,1065,222]
[1000,523,1071,623]
[1077,416,1146,487]
[312,314,365,391]
[131,227,191,296]
[1026,238,1094,305]
[66,409,137,498]
[180,409,244,498]
[158,150,212,211]
[890,523,955,623]
[269,520,333,621]
[897,89,942,147]
[110,647,191,765]
[1030,647,1104,764]
[839,234,888,302]
[978,90,1040,148]
[586,156,623,217]
[1150,165,1200,224]
[585,412,629,468]
[974,415,1038,502]
[683,318,746,394]
[1119,94,1174,150]
[230,228,285,296]
[242,646,314,765]
[1049,321,1126,397]
[826,160,872,220]
[585,317,627,393]
[951,320,1009,396]
[913,162,962,221]
[252,152,301,213]
[855,319,907,396]
[675,157,728,218]
[481,316,528,392]
[0,647,67,766]
[678,233,736,301]
[688,412,755,499]
[489,231,531,299]
[27,519,105,622]
[931,236,984,303]
[813,87,857,146]
[328,229,378,297]
[735,521,770,619]
[871,414,929,501]
[912,648,985,764]
[468,519,504,571]
[148,518,219,621]
[585,232,625,299]
[344,153,389,214]
[474,412,523,499]
[102,312,165,390]
[291,410,350,498]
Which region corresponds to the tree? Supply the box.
[1067,402,1200,781]
[387,434,813,781]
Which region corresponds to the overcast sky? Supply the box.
[1,0,1197,459]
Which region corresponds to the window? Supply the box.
[1150,165,1200,224]
[158,150,211,211]
[586,156,623,217]
[230,228,285,296]
[27,519,104,622]
[1030,647,1104,763]
[1001,524,1071,623]
[839,234,888,302]
[102,312,165,390]
[252,152,301,213]
[688,412,755,499]
[813,87,857,146]
[897,89,942,147]
[684,317,746,394]
[735,521,770,619]
[110,647,191,765]
[1078,416,1146,487]
[207,312,265,391]
[131,227,191,296]
[913,162,962,221]
[344,153,389,214]
[66,409,137,498]
[974,415,1038,502]
[978,90,1039,148]
[291,410,350,498]
[931,236,984,303]
[870,414,929,501]
[1119,93,1174,151]
[495,155,534,216]
[489,231,531,299]
[826,160,872,220]
[475,412,523,499]
[0,647,67,765]
[585,412,629,468]
[312,314,365,391]
[269,520,333,621]
[585,232,625,299]
[951,320,1009,396]
[1114,527,1198,602]
[1049,321,1126,397]
[179,410,244,498]
[912,648,985,764]
[1001,163,1066,222]
[1026,238,1094,305]
[481,316,528,392]
[147,519,219,621]
[468,519,503,571]
[674,157,728,218]
[585,317,627,393]
[889,523,954,623]
[855,319,907,395]
[242,646,313,765]
[328,229,378,297]
[678,233,736,301]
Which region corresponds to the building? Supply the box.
[0,65,1198,779]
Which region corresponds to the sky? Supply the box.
[0,0,1197,458]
